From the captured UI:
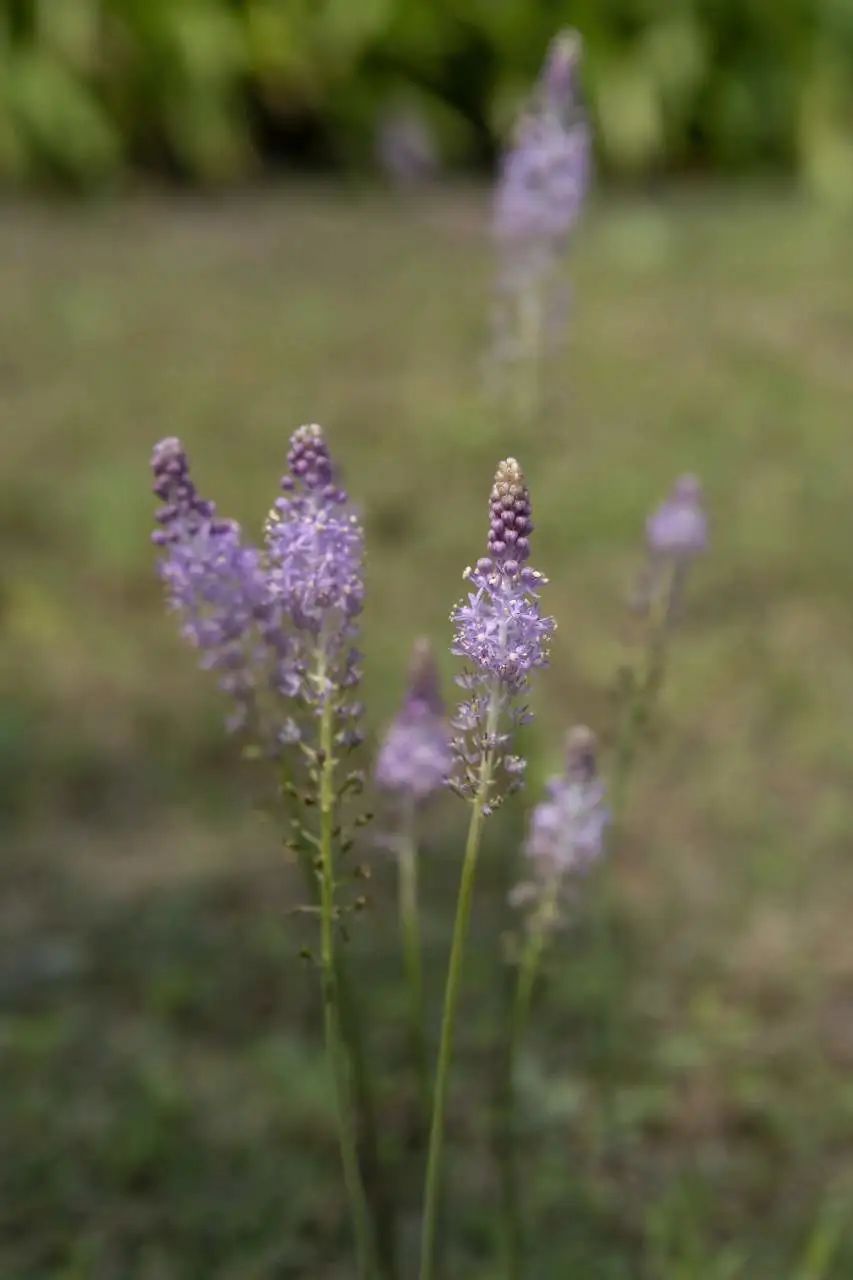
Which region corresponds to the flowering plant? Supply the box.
[148,32,709,1280]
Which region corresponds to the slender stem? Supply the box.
[288,825,397,1280]
[500,876,560,1279]
[398,799,430,1127]
[515,283,544,428]
[611,560,684,819]
[419,695,500,1280]
[317,683,377,1279]
[337,957,399,1280]
[284,760,396,1277]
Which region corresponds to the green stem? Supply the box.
[500,877,560,1279]
[419,695,499,1280]
[398,800,430,1128]
[317,686,377,1279]
[611,561,684,819]
[285,773,396,1279]
[515,283,544,428]
[337,957,399,1280]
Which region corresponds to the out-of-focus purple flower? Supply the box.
[513,726,609,916]
[646,474,709,560]
[375,639,452,803]
[266,424,364,717]
[540,29,584,117]
[493,30,590,285]
[494,115,590,262]
[449,459,555,811]
[376,108,438,186]
[525,727,609,875]
[151,437,277,733]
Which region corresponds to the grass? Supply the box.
[2,183,853,1277]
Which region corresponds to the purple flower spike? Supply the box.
[453,459,554,694]
[151,437,275,734]
[375,639,452,803]
[267,425,363,632]
[525,727,609,875]
[493,30,590,282]
[151,436,228,542]
[490,29,591,375]
[513,726,609,918]
[540,30,583,116]
[449,459,555,809]
[646,474,709,560]
[266,424,364,711]
[493,116,590,266]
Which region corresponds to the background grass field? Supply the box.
[2,186,853,1278]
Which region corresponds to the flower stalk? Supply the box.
[500,872,560,1279]
[500,726,609,1276]
[316,674,377,1279]
[613,475,708,817]
[420,456,553,1279]
[397,798,430,1126]
[375,638,451,1137]
[419,690,499,1280]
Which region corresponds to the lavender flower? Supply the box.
[493,116,590,268]
[375,639,452,803]
[265,424,365,737]
[527,728,608,874]
[493,30,590,287]
[540,29,584,115]
[513,727,609,919]
[150,437,276,733]
[646,474,709,561]
[449,458,555,810]
[634,473,709,619]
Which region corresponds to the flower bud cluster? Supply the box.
[264,424,365,746]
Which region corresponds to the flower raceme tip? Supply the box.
[518,725,610,911]
[375,639,452,804]
[646,473,709,561]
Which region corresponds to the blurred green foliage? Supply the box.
[2,0,853,193]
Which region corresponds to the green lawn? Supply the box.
[2,186,853,1278]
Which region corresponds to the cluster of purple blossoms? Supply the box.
[493,29,590,291]
[265,425,365,733]
[512,726,609,917]
[449,459,556,811]
[151,437,279,734]
[375,639,452,804]
[151,424,365,753]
